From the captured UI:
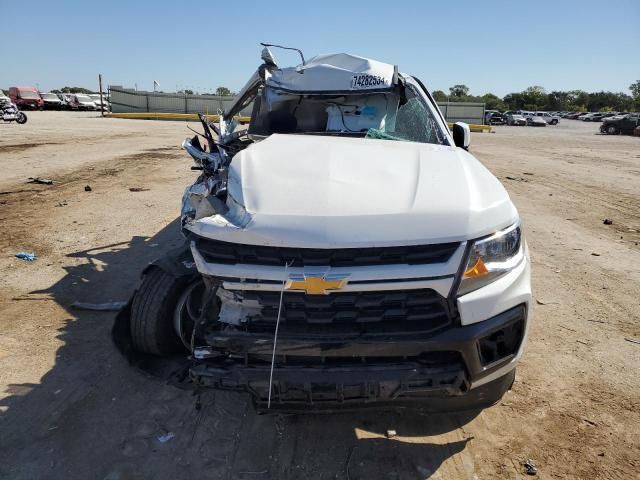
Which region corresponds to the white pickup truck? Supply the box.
[125,47,532,412]
[521,110,560,125]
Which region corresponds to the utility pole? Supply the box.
[98,74,105,117]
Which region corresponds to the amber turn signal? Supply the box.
[464,257,489,277]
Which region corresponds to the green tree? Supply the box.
[503,92,524,110]
[216,86,233,96]
[431,90,448,102]
[59,86,94,94]
[449,84,469,99]
[480,93,505,111]
[630,80,640,109]
[521,86,547,110]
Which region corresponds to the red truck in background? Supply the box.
[9,86,44,110]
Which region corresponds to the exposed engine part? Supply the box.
[216,288,262,326]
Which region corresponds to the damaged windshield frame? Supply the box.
[244,78,449,146]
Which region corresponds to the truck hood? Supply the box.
[188,134,518,248]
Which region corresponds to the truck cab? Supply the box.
[9,86,44,110]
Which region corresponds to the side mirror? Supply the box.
[452,122,471,150]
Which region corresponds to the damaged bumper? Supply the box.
[190,305,526,411]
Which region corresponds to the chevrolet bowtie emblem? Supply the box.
[285,273,349,295]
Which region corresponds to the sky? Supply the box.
[1,0,638,97]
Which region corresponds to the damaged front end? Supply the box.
[119,46,528,413]
[184,266,523,411]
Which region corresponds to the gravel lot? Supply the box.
[0,112,638,479]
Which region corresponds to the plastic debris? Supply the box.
[15,252,37,261]
[71,301,127,311]
[524,459,538,475]
[84,185,92,192]
[27,177,54,185]
[385,430,397,438]
[603,218,613,225]
[158,432,175,443]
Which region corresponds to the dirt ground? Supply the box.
[0,112,638,480]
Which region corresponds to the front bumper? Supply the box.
[190,304,527,411]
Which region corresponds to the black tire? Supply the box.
[130,267,190,355]
[550,119,558,125]
[16,112,27,124]
[606,124,618,135]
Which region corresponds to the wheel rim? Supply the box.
[173,280,205,349]
[607,126,616,134]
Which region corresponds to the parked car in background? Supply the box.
[507,113,527,126]
[69,94,97,110]
[533,111,560,125]
[566,112,585,119]
[604,112,628,121]
[600,113,640,135]
[527,115,547,127]
[487,112,506,125]
[585,113,607,122]
[0,90,9,103]
[57,94,72,109]
[484,110,500,124]
[8,86,44,110]
[40,92,64,110]
[88,93,109,111]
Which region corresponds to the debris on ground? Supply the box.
[157,432,175,443]
[624,337,640,345]
[524,459,538,475]
[71,301,127,311]
[536,299,559,305]
[603,218,613,225]
[84,185,92,192]
[591,252,601,256]
[129,187,150,192]
[505,176,529,182]
[385,430,397,439]
[15,252,37,261]
[27,177,54,185]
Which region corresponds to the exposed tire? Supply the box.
[130,267,192,355]
[16,112,27,124]
[606,124,618,135]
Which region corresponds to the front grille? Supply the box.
[244,351,462,367]
[195,237,460,267]
[237,289,451,336]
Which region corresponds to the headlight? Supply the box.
[457,221,524,296]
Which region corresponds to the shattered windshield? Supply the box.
[249,84,446,145]
[365,97,443,144]
[19,90,40,99]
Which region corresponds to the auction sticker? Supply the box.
[350,74,389,89]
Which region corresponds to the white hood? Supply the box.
[188,134,518,248]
